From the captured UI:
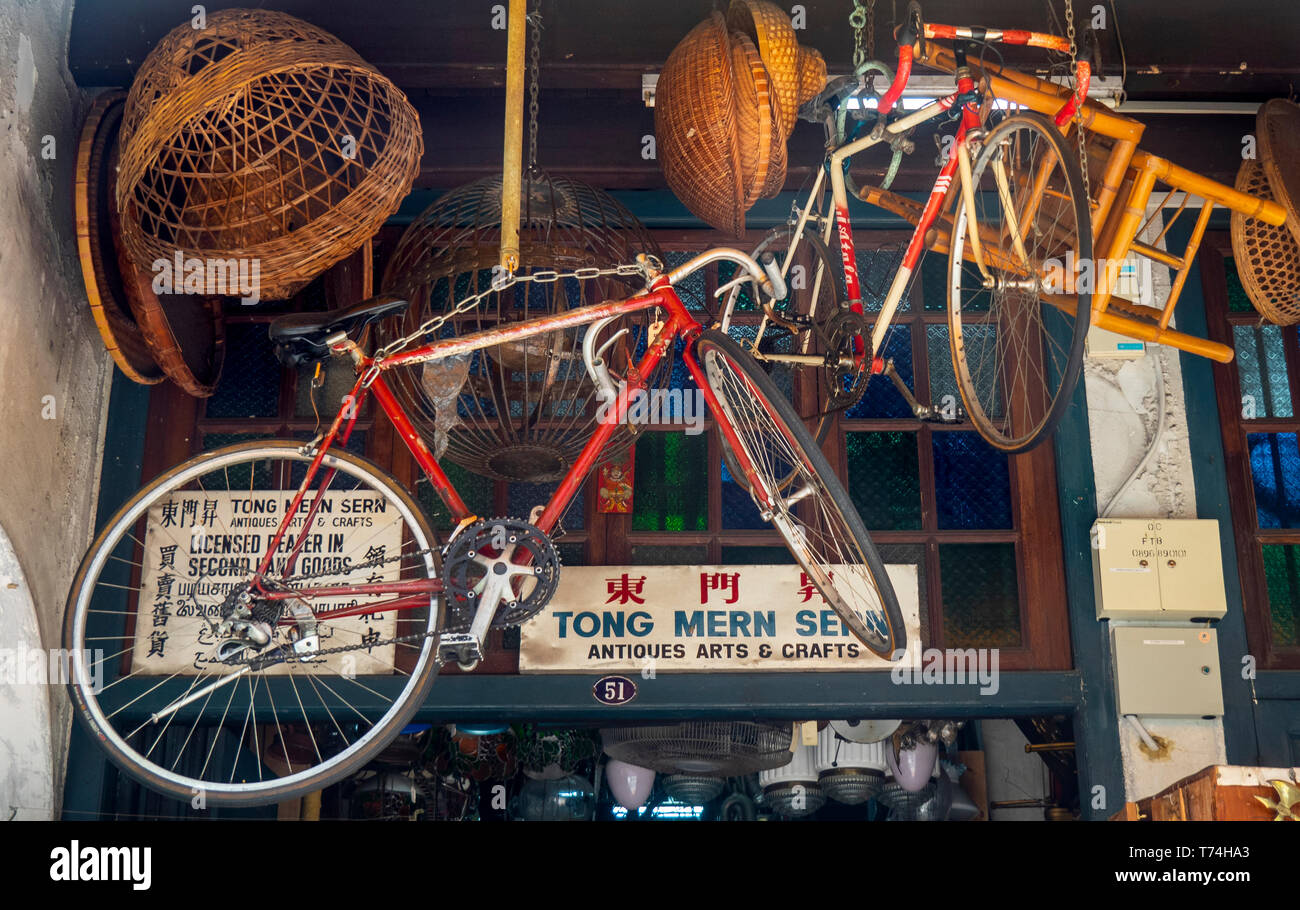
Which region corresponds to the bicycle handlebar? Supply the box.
[664,247,782,299]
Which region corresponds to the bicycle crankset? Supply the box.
[441,518,562,631]
[820,310,872,411]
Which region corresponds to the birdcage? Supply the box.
[377,172,666,482]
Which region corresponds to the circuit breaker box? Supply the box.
[1112,625,1224,717]
[1091,518,1227,622]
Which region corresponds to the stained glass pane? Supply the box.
[1260,545,1300,647]
[198,433,274,488]
[727,322,799,403]
[1247,433,1300,529]
[633,432,707,531]
[933,432,1012,529]
[857,244,909,311]
[417,461,492,530]
[1233,325,1293,418]
[921,254,948,312]
[847,324,912,418]
[295,356,360,419]
[631,545,708,565]
[940,543,1021,648]
[1224,256,1255,314]
[717,261,758,311]
[510,480,585,530]
[845,431,921,530]
[877,543,928,644]
[664,251,707,310]
[205,322,280,419]
[557,542,586,567]
[927,325,961,412]
[721,457,767,529]
[720,546,794,564]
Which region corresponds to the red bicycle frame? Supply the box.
[252,269,777,624]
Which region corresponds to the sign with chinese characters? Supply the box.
[519,564,921,672]
[130,491,406,675]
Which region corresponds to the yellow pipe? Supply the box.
[499,0,528,274]
[1130,150,1287,225]
[1159,201,1215,330]
[1094,310,1234,362]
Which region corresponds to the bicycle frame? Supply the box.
[250,263,778,625]
[733,19,1089,384]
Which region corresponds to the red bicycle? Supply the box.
[64,248,904,805]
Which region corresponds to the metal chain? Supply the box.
[372,262,650,363]
[1064,1,1092,214]
[849,0,872,71]
[527,8,542,174]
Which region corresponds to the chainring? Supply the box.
[820,309,871,410]
[441,518,561,631]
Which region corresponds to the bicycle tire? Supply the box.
[692,330,905,659]
[948,112,1091,453]
[63,440,444,807]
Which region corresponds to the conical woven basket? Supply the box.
[1230,159,1300,325]
[116,8,423,301]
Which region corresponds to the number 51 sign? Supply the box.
[593,674,638,705]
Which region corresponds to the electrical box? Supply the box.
[1112,625,1224,717]
[1086,253,1151,359]
[1091,518,1227,622]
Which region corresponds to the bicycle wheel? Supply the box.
[63,440,443,806]
[693,330,905,658]
[741,227,868,439]
[948,112,1091,453]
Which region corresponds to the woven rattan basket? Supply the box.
[656,4,823,235]
[1230,159,1300,325]
[116,9,422,301]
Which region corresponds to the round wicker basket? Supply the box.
[1230,159,1300,326]
[116,9,423,301]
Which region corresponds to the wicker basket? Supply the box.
[116,9,422,301]
[656,4,823,236]
[1230,159,1300,325]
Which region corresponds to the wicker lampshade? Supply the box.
[116,8,423,301]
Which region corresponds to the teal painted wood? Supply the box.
[1052,363,1124,820]
[62,371,150,820]
[1168,214,1262,765]
[98,668,1083,723]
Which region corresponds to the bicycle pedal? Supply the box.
[437,633,483,668]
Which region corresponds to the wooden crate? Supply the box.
[1112,765,1300,821]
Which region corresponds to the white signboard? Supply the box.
[520,564,921,672]
[130,490,405,675]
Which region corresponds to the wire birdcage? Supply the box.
[377,172,666,483]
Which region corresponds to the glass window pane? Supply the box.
[1224,256,1256,314]
[509,480,585,530]
[857,244,909,312]
[556,542,586,567]
[845,431,921,530]
[417,461,492,530]
[1260,544,1299,647]
[933,432,1013,529]
[921,254,948,312]
[721,457,767,529]
[940,543,1021,648]
[631,545,707,565]
[295,356,360,419]
[664,251,707,310]
[927,325,960,410]
[205,322,280,419]
[846,324,913,419]
[1247,433,1300,529]
[632,432,707,531]
[1233,325,1293,418]
[877,543,929,646]
[717,261,758,312]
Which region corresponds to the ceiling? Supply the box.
[68,1,1300,193]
